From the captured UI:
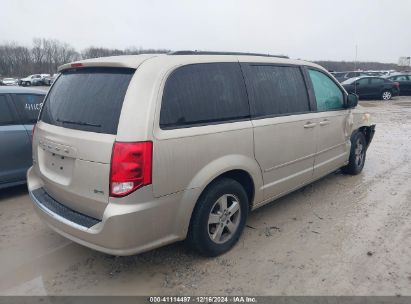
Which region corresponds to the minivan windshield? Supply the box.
[40,67,134,134]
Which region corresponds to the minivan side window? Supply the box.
[0,95,15,125]
[160,63,250,129]
[308,69,344,111]
[13,94,45,124]
[245,65,310,118]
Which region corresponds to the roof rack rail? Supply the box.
[168,50,289,59]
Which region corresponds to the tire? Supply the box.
[187,178,249,257]
[26,81,31,87]
[381,90,392,101]
[342,131,367,175]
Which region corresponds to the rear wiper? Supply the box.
[56,118,101,127]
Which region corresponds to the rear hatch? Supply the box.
[34,67,135,219]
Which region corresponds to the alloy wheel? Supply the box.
[207,194,241,244]
[382,91,392,100]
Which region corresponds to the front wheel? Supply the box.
[381,90,392,101]
[342,131,367,175]
[26,81,31,87]
[188,178,249,257]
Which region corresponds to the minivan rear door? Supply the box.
[34,67,134,219]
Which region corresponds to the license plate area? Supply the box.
[38,140,76,186]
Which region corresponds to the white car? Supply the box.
[19,74,43,86]
[1,78,18,86]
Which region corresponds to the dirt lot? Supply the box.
[0,97,410,296]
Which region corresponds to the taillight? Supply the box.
[71,63,83,68]
[109,141,153,197]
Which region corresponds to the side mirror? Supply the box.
[346,93,358,108]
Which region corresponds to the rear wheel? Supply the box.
[26,81,31,87]
[342,131,367,175]
[188,178,248,257]
[381,90,392,100]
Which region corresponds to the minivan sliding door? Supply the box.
[241,63,317,200]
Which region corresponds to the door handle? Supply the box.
[304,122,317,128]
[319,119,330,126]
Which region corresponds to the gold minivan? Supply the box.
[28,52,375,256]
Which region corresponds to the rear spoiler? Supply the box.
[58,54,160,72]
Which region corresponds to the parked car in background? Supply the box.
[331,72,348,82]
[1,78,19,86]
[0,87,46,189]
[342,76,399,100]
[42,75,52,86]
[384,73,411,96]
[28,53,375,257]
[40,74,51,85]
[364,71,384,77]
[19,74,43,86]
[332,71,369,83]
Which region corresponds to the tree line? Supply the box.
[0,38,170,77]
[315,60,399,72]
[0,38,402,78]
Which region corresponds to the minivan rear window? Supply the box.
[40,67,134,134]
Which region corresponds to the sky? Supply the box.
[0,0,410,63]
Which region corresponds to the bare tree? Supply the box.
[0,38,81,77]
[81,46,169,59]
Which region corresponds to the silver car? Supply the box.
[28,52,375,256]
[0,87,45,189]
[1,78,18,86]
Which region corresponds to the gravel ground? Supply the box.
[0,96,410,296]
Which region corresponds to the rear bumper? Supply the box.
[27,167,199,256]
[30,188,101,231]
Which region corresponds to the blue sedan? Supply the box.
[0,87,46,189]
